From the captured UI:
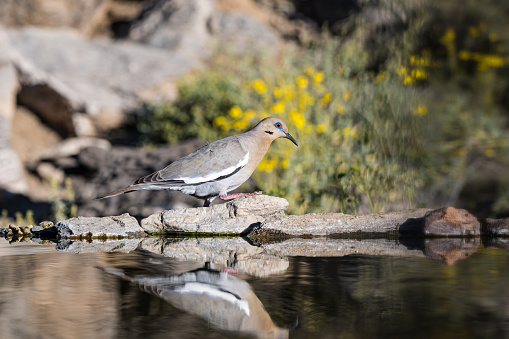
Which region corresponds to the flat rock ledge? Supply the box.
[6,195,506,239]
[140,195,289,235]
[55,213,144,238]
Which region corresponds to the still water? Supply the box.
[0,237,508,339]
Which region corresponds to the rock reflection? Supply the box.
[423,238,480,265]
[99,258,289,339]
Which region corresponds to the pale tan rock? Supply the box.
[141,195,289,234]
[56,213,144,238]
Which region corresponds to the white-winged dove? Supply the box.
[96,117,298,206]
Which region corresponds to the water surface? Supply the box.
[1,237,508,338]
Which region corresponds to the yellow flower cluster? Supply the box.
[458,51,506,71]
[415,105,428,116]
[397,64,428,86]
[440,26,508,72]
[213,66,354,172]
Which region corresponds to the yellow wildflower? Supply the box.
[374,72,385,83]
[258,158,277,172]
[411,68,427,80]
[489,33,499,42]
[319,92,331,107]
[233,120,249,130]
[343,90,351,102]
[337,104,345,115]
[482,55,504,68]
[228,105,243,119]
[342,127,351,136]
[213,116,230,131]
[252,78,267,94]
[397,66,407,76]
[415,105,427,116]
[350,127,358,138]
[281,159,290,169]
[440,29,456,44]
[316,123,327,133]
[213,116,227,127]
[273,87,283,98]
[289,109,306,129]
[305,66,315,76]
[403,76,414,85]
[296,76,308,89]
[458,50,471,60]
[244,109,256,121]
[271,102,285,114]
[314,72,324,83]
[323,92,331,104]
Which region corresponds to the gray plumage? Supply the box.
[95,117,298,206]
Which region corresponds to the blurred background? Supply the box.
[0,0,508,224]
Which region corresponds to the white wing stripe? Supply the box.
[182,151,249,184]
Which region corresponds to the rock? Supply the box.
[0,62,27,194]
[4,26,200,135]
[31,225,44,232]
[260,209,431,236]
[423,238,480,265]
[38,137,111,160]
[141,195,289,234]
[39,221,54,229]
[0,0,107,31]
[55,213,144,238]
[215,9,280,55]
[423,207,480,237]
[128,0,215,55]
[483,218,509,237]
[70,139,205,218]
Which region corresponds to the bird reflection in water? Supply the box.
[99,255,290,339]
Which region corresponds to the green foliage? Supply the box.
[132,1,509,215]
[131,72,247,145]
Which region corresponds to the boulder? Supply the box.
[141,195,289,234]
[128,0,215,55]
[423,207,480,237]
[0,62,27,193]
[4,26,200,136]
[483,217,509,237]
[55,213,144,238]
